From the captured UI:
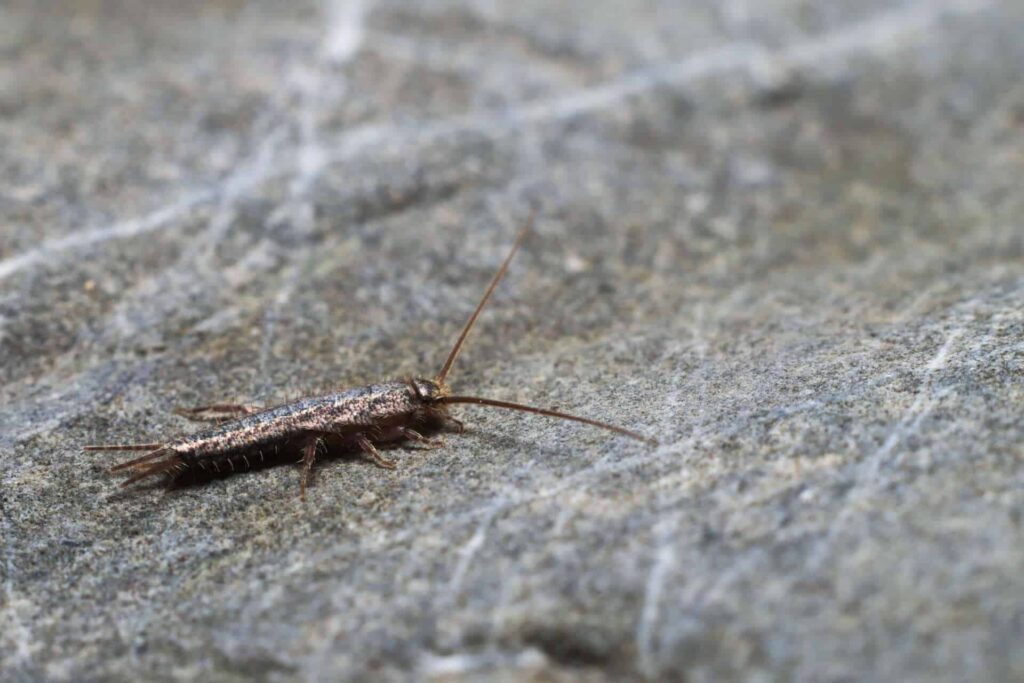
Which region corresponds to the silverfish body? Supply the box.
[86,214,655,499]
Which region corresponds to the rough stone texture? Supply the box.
[2,1,1023,681]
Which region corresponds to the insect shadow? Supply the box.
[86,210,656,500]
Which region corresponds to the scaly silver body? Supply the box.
[87,214,653,497]
[121,379,448,486]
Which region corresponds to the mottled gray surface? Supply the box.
[2,0,1023,680]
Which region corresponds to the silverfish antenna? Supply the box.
[440,395,657,445]
[435,209,535,385]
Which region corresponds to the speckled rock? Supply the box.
[2,1,1023,681]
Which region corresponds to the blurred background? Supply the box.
[2,1,1022,680]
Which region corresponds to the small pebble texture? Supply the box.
[2,1,1023,681]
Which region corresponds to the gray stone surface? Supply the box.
[2,0,1023,680]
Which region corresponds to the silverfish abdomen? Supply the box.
[170,381,421,457]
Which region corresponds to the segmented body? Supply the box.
[88,214,655,498]
[120,379,448,487]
